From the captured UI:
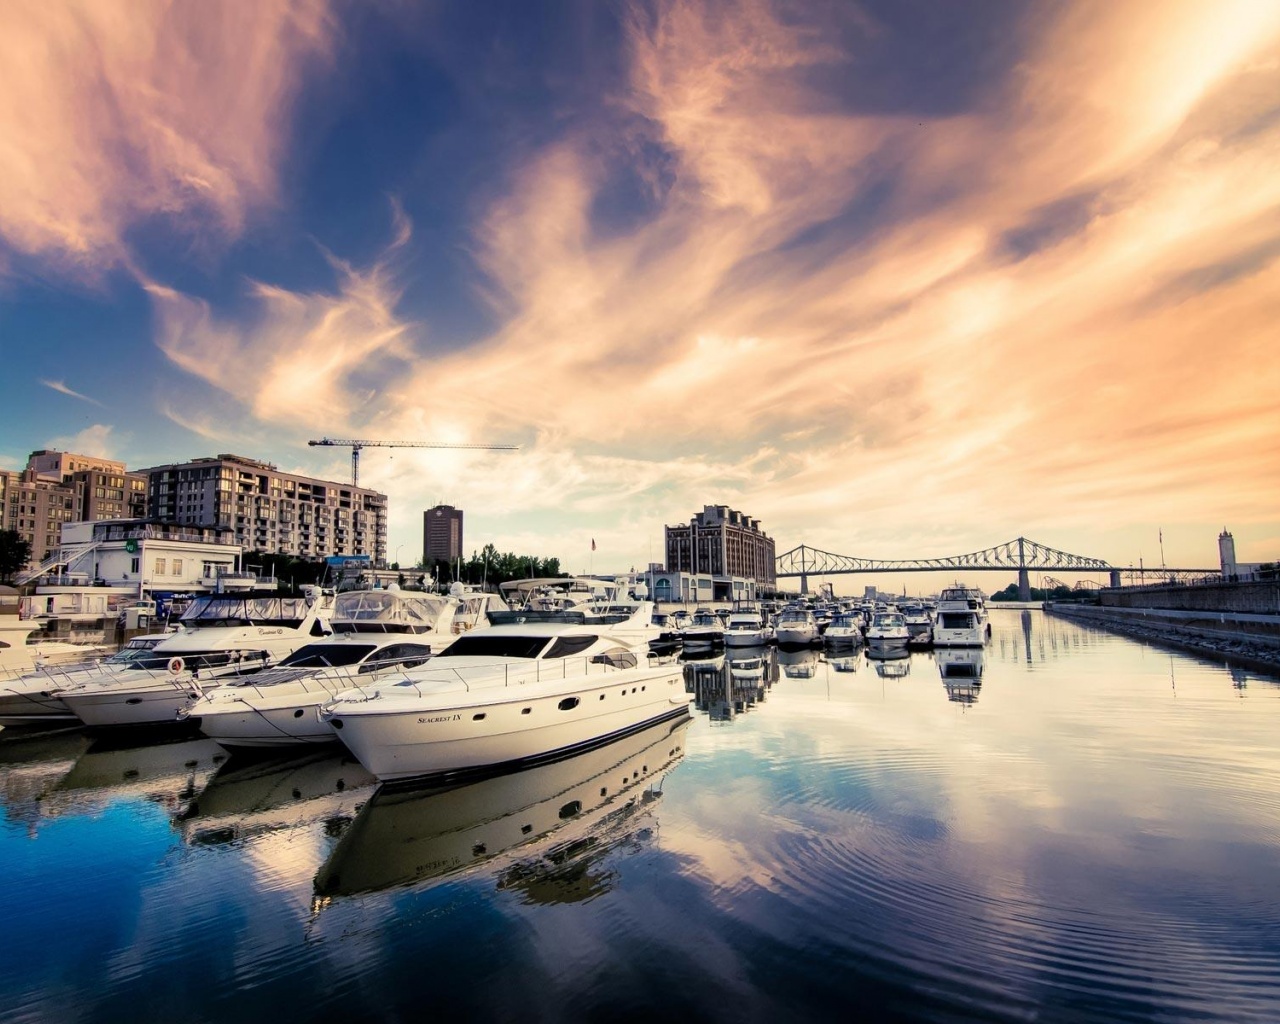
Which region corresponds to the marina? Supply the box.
[2,608,1277,1022]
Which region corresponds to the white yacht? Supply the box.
[187,589,461,748]
[722,610,766,647]
[55,587,333,728]
[865,610,909,647]
[902,602,932,634]
[681,609,725,650]
[0,633,171,725]
[773,607,818,647]
[320,622,688,783]
[822,611,864,646]
[931,586,991,647]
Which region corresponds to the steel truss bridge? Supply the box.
[775,537,1218,595]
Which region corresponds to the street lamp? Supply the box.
[394,544,404,570]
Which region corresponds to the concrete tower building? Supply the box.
[424,505,464,565]
[1219,529,1237,577]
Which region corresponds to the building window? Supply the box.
[172,558,183,575]
[154,557,166,575]
[130,557,140,573]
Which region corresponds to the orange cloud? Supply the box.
[0,0,333,272]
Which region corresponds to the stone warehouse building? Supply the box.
[665,505,776,588]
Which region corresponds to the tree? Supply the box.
[0,530,32,583]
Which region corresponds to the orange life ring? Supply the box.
[168,657,185,675]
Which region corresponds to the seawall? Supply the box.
[1045,602,1280,676]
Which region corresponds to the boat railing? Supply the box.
[353,649,657,699]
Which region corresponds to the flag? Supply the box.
[591,538,596,551]
[1159,529,1163,543]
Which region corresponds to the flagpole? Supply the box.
[1159,528,1165,572]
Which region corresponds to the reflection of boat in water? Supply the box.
[685,654,769,720]
[867,646,911,678]
[39,735,227,818]
[936,649,985,680]
[313,714,689,903]
[726,644,767,682]
[0,727,95,830]
[777,647,818,678]
[937,649,984,704]
[178,748,377,846]
[826,653,860,673]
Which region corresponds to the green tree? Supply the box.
[0,530,32,582]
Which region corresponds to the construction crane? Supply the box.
[307,438,519,487]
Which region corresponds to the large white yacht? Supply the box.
[722,610,766,647]
[55,587,333,728]
[0,633,170,725]
[680,609,726,650]
[822,611,864,646]
[865,610,910,647]
[187,589,470,748]
[931,586,990,647]
[319,622,688,783]
[773,606,818,646]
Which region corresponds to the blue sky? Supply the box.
[1,0,1277,586]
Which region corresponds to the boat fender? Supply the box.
[168,657,185,675]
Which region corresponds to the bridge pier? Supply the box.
[1018,568,1031,601]
[1110,570,1122,588]
[800,573,809,595]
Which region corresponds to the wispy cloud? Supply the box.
[40,379,104,407]
[122,0,1280,571]
[0,0,334,275]
[146,201,414,430]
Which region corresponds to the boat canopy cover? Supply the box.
[181,594,312,627]
[333,591,449,633]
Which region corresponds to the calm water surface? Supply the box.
[2,609,1278,1023]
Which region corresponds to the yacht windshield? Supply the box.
[543,635,600,658]
[281,644,376,668]
[435,634,550,659]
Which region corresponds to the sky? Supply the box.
[1,0,1277,593]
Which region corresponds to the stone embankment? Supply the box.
[1045,602,1280,676]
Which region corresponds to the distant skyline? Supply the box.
[2,0,1277,593]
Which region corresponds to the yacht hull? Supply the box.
[61,680,203,728]
[0,688,77,725]
[326,669,688,783]
[197,700,335,747]
[774,627,817,646]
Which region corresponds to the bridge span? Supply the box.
[775,536,1218,598]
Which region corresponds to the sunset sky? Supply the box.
[1,0,1277,591]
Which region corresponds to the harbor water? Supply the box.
[2,609,1278,1022]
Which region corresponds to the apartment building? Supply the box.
[665,504,777,587]
[141,454,387,564]
[1,450,147,567]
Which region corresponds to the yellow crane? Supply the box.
[307,437,519,487]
